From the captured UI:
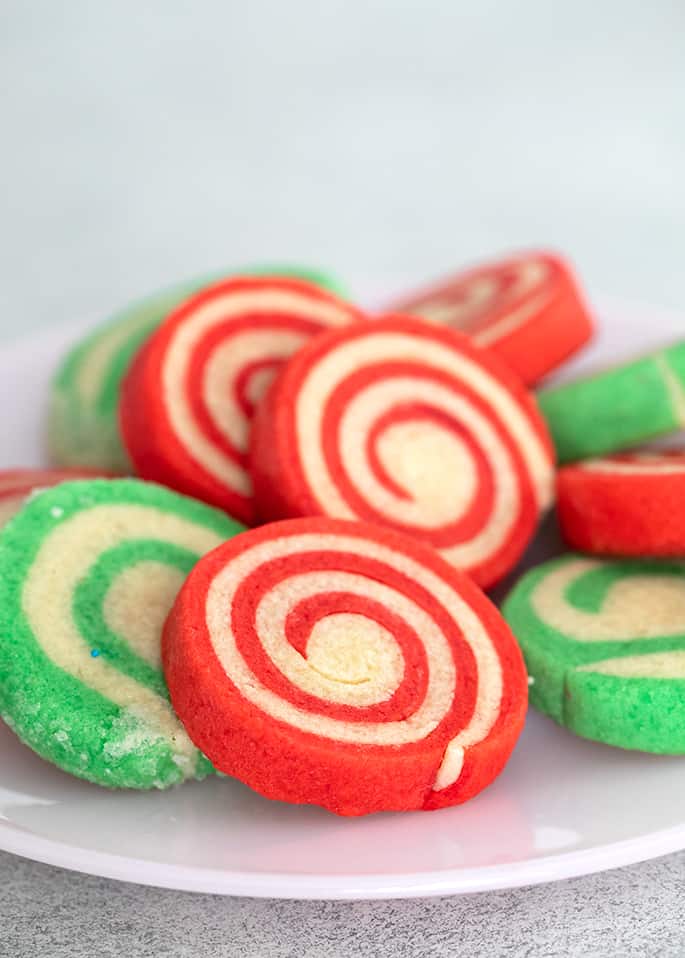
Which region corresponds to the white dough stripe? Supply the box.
[162,286,360,497]
[580,453,685,476]
[526,557,685,681]
[204,530,506,792]
[291,328,554,572]
[403,257,552,345]
[22,502,226,767]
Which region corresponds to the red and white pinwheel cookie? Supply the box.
[0,468,105,528]
[119,277,365,525]
[163,518,528,816]
[386,251,593,385]
[557,451,685,556]
[250,316,555,588]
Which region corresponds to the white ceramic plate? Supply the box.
[0,297,684,900]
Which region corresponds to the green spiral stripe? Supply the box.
[503,554,685,752]
[72,539,199,698]
[49,264,347,472]
[0,478,244,788]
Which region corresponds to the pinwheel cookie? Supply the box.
[48,265,345,474]
[163,517,528,816]
[120,277,364,525]
[503,554,685,753]
[386,251,593,385]
[250,316,555,587]
[557,452,685,556]
[0,467,104,528]
[538,342,685,463]
[0,478,243,788]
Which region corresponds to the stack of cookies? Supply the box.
[1,250,680,816]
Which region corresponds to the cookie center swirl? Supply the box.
[519,556,685,683]
[22,504,224,759]
[304,612,402,686]
[104,560,187,669]
[532,558,685,642]
[255,571,414,707]
[337,377,510,548]
[292,328,554,573]
[373,418,478,525]
[206,532,505,790]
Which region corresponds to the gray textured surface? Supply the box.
[2,2,685,955]
[2,849,685,957]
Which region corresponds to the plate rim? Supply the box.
[2,819,684,899]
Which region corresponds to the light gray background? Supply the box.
[2,0,684,331]
[1,2,684,955]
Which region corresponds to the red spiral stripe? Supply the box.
[119,277,365,524]
[163,517,528,815]
[386,251,594,385]
[250,316,555,587]
[558,451,685,556]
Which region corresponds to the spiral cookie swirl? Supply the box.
[250,316,555,587]
[0,479,243,788]
[503,554,685,753]
[386,251,593,385]
[0,467,104,528]
[558,452,685,556]
[163,517,527,815]
[48,265,345,473]
[120,277,364,524]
